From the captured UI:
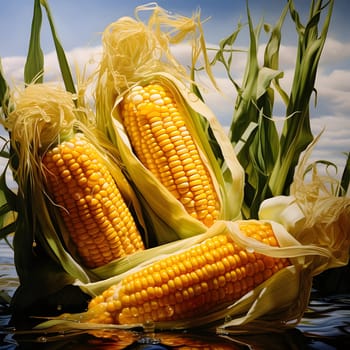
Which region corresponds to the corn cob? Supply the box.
[7,83,145,271]
[86,221,290,324]
[42,133,145,269]
[120,83,220,227]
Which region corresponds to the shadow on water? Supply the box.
[1,240,350,350]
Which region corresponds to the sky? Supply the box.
[0,0,349,189]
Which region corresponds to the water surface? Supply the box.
[1,240,349,349]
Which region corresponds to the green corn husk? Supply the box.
[94,4,245,244]
[24,0,76,93]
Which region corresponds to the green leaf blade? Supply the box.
[269,0,334,196]
[24,0,44,85]
[40,0,76,94]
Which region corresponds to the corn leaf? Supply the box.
[209,22,244,91]
[0,59,10,114]
[339,152,350,197]
[10,179,84,312]
[0,142,17,241]
[228,15,261,147]
[263,5,289,105]
[24,0,44,84]
[243,113,277,218]
[225,4,287,148]
[0,190,6,233]
[0,189,17,240]
[0,221,16,240]
[213,0,334,218]
[23,0,76,93]
[0,152,17,205]
[269,0,334,195]
[226,4,286,218]
[40,0,76,94]
[0,61,16,242]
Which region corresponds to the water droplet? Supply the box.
[224,314,232,323]
[165,305,174,317]
[37,336,47,343]
[216,327,228,335]
[131,307,140,318]
[143,320,155,334]
[138,336,161,345]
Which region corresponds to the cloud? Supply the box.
[315,69,350,114]
[1,56,25,86]
[311,115,350,166]
[268,38,350,71]
[2,46,101,88]
[1,38,349,176]
[321,38,350,65]
[312,115,350,135]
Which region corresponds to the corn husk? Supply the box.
[33,139,349,333]
[94,4,245,243]
[3,84,151,309]
[34,214,347,333]
[259,136,350,276]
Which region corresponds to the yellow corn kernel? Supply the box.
[43,133,144,268]
[86,221,290,324]
[121,83,219,227]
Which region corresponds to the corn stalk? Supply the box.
[211,0,337,219]
[269,0,334,195]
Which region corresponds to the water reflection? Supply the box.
[2,325,349,349]
[1,240,350,349]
